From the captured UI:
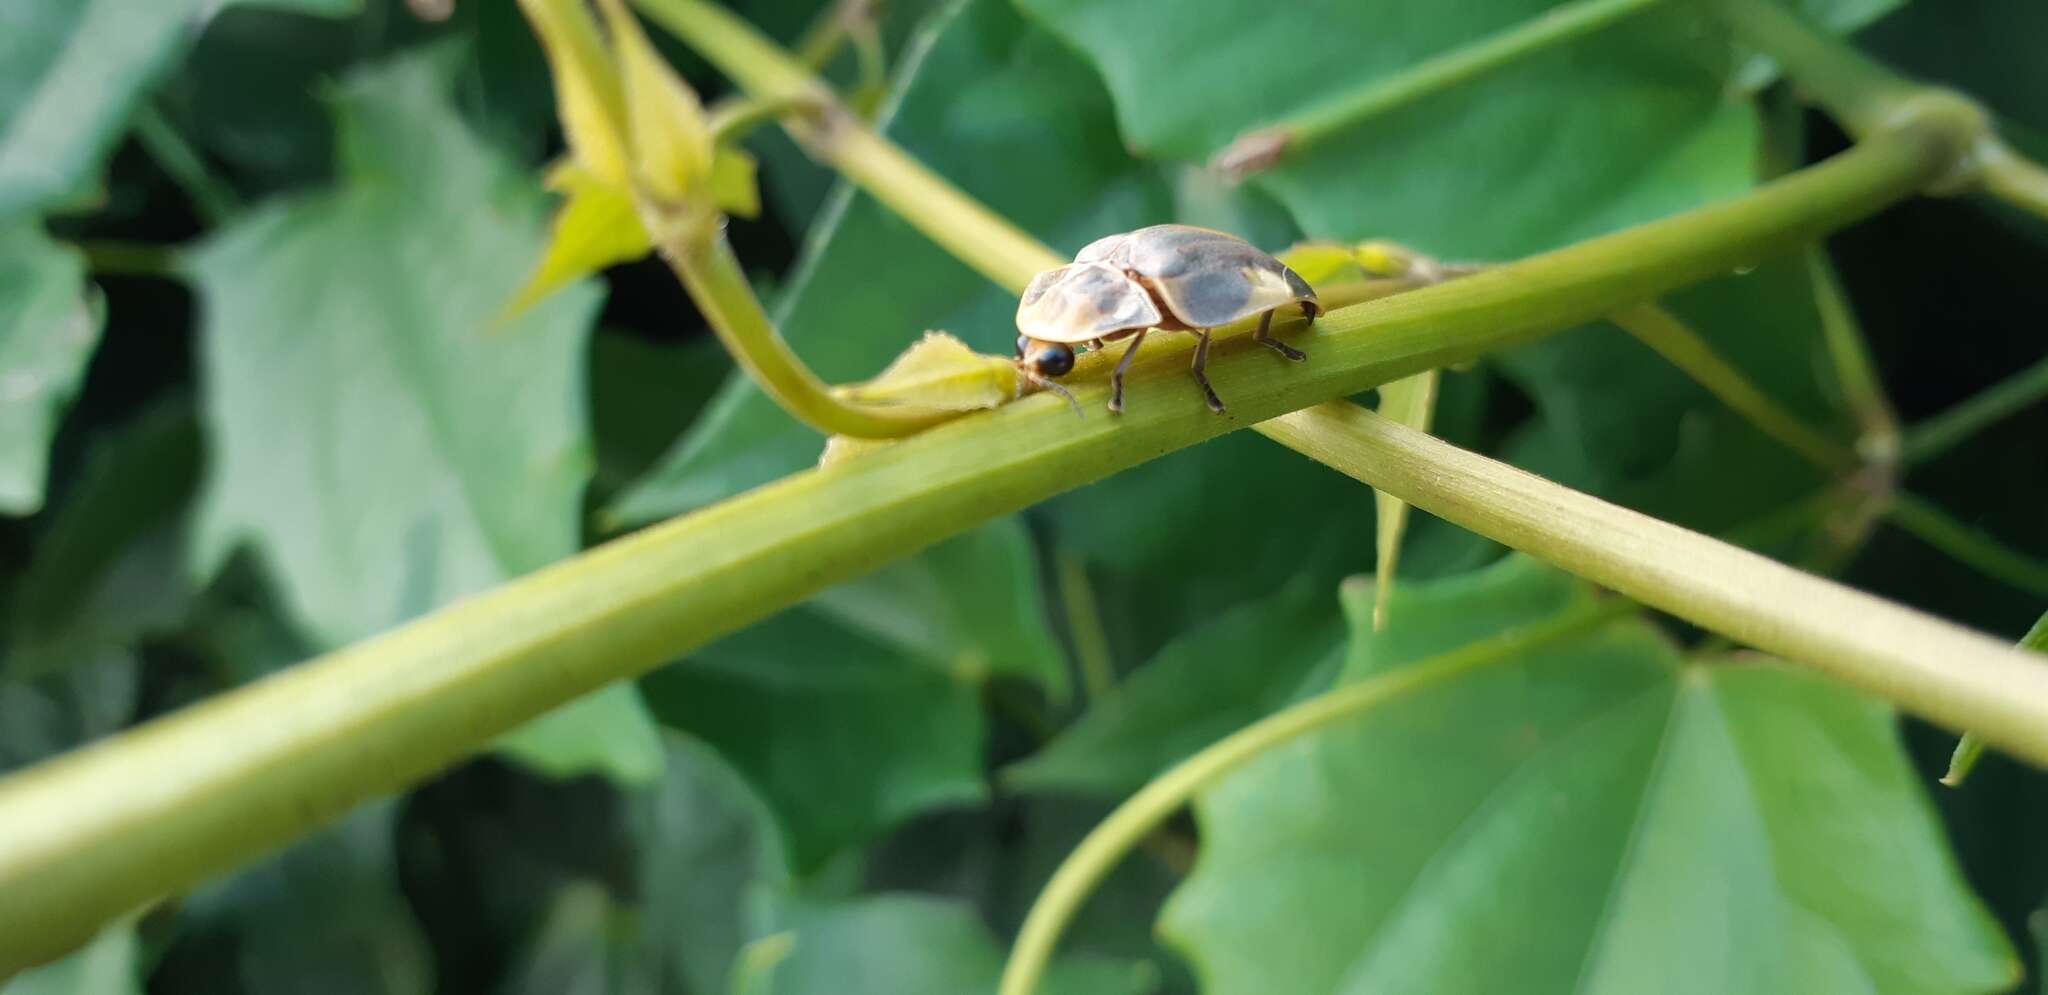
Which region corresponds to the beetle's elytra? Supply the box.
[1014,224,1320,414]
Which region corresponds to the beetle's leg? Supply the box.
[1190,328,1226,413]
[1089,338,1106,353]
[1253,309,1307,362]
[1108,328,1148,414]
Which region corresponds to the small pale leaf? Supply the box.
[712,145,761,220]
[506,161,652,319]
[838,332,1019,411]
[1372,369,1441,630]
[600,0,713,203]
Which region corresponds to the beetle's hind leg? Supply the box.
[1190,328,1226,413]
[1253,309,1307,362]
[1107,329,1148,414]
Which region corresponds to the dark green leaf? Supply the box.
[1004,581,1344,797]
[631,735,790,994]
[743,893,1155,995]
[809,516,1067,699]
[1016,0,1754,258]
[185,50,658,784]
[589,332,730,503]
[1160,558,2014,994]
[0,221,102,515]
[0,0,359,216]
[183,802,433,995]
[609,0,1168,521]
[6,398,198,681]
[643,606,988,871]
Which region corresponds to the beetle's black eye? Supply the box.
[1015,335,1033,359]
[1033,344,1075,377]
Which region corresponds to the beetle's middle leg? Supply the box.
[1190,328,1226,413]
[1252,310,1307,362]
[1107,328,1148,414]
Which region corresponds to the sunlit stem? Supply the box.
[1944,610,2048,787]
[996,599,1632,995]
[1213,0,1664,177]
[657,219,956,438]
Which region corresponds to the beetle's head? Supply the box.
[1014,335,1075,379]
[1014,263,1162,367]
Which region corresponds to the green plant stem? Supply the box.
[662,226,956,437]
[1901,352,2048,465]
[1609,303,1858,473]
[1258,401,2048,759]
[132,106,239,225]
[1806,249,1900,463]
[635,0,1063,287]
[1884,493,2048,598]
[1055,552,1118,702]
[708,93,824,146]
[1945,609,2048,786]
[1213,0,1663,176]
[997,599,1632,995]
[1979,143,2048,222]
[71,240,183,280]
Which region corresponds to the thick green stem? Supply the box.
[663,226,955,437]
[1944,609,2048,786]
[1214,0,1664,176]
[1902,352,2048,465]
[1979,143,2048,223]
[1609,303,1857,474]
[1884,493,2048,598]
[1257,402,2048,760]
[0,124,1961,974]
[997,598,1632,995]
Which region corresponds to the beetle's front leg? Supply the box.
[1252,310,1306,362]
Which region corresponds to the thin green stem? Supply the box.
[708,93,825,146]
[1055,552,1118,703]
[1901,352,2048,465]
[661,226,956,437]
[1609,303,1858,474]
[1258,402,2048,761]
[997,598,1631,995]
[1806,250,1900,464]
[1884,493,2048,599]
[1214,0,1664,176]
[132,106,239,225]
[70,240,183,280]
[1945,609,2048,786]
[1979,143,2048,223]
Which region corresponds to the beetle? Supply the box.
[1014,224,1320,414]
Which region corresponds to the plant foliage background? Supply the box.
[3,0,2047,992]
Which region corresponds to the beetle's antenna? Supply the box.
[1016,366,1084,418]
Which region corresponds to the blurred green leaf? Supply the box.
[6,399,198,681]
[495,882,629,995]
[610,0,1168,522]
[0,655,137,775]
[183,802,432,995]
[185,50,655,783]
[809,516,1067,699]
[642,605,987,871]
[1004,581,1344,797]
[744,893,1155,995]
[1858,0,2048,135]
[1015,0,1755,259]
[1161,559,2015,994]
[0,924,139,995]
[632,735,791,994]
[496,684,666,787]
[589,332,731,504]
[0,221,102,515]
[0,0,360,216]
